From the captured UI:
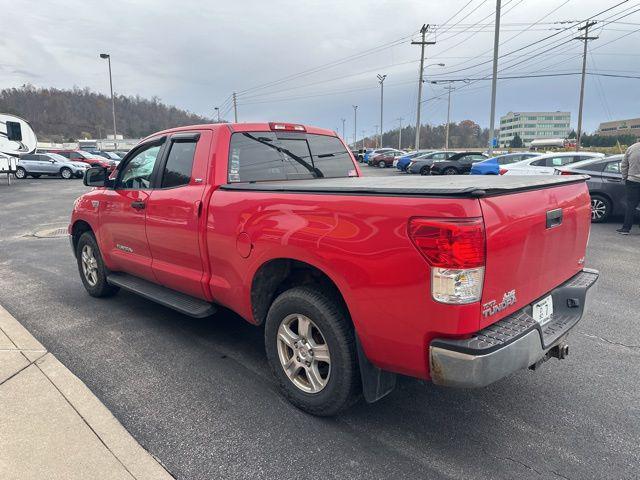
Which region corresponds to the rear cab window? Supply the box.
[228,132,355,182]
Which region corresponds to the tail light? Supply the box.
[498,168,508,175]
[408,218,485,304]
[269,122,306,132]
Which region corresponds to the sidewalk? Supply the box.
[0,305,173,480]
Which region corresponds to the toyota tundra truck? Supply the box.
[69,122,599,416]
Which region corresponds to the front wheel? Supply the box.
[60,167,73,179]
[443,167,458,175]
[265,286,360,416]
[420,166,430,175]
[14,167,27,179]
[590,195,611,223]
[76,232,119,297]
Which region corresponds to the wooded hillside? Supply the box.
[0,85,211,142]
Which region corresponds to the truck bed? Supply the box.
[220,175,589,197]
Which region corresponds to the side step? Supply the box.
[107,272,216,318]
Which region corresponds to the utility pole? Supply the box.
[99,53,117,150]
[444,85,454,150]
[574,21,598,151]
[374,125,379,148]
[341,118,346,142]
[352,105,358,149]
[361,130,366,149]
[488,0,501,156]
[377,74,387,148]
[214,107,220,122]
[232,92,238,122]
[412,24,435,150]
[397,118,403,150]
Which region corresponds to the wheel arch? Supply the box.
[71,220,94,255]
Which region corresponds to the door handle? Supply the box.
[131,200,146,210]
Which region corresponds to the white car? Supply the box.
[503,152,605,175]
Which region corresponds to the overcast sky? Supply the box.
[2,0,640,141]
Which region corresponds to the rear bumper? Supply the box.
[429,268,599,388]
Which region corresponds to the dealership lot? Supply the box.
[0,175,638,480]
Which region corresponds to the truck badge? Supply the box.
[482,290,517,318]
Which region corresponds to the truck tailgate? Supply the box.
[478,181,591,329]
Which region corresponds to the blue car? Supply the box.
[470,152,540,175]
[396,150,434,171]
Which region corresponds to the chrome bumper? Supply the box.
[429,269,599,388]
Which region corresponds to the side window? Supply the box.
[21,154,35,161]
[118,144,162,189]
[69,152,81,160]
[604,161,621,173]
[161,141,197,188]
[433,153,446,159]
[531,158,547,166]
[59,152,71,159]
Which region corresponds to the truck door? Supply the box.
[98,138,166,282]
[145,130,210,299]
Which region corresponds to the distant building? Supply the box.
[498,111,571,147]
[596,118,640,137]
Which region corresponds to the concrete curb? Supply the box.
[0,305,173,480]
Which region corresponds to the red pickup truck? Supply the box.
[70,122,598,416]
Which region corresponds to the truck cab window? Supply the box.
[161,141,197,188]
[118,144,161,189]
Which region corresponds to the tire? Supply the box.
[590,195,611,223]
[443,167,458,175]
[76,232,119,297]
[31,174,41,178]
[60,167,73,179]
[378,160,386,168]
[264,286,360,416]
[14,167,27,179]
[420,166,430,176]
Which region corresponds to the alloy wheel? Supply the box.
[276,314,331,394]
[81,244,99,286]
[591,198,607,221]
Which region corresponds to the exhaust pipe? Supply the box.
[549,343,570,360]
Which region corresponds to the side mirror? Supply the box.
[84,167,113,187]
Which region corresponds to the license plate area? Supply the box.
[532,295,553,325]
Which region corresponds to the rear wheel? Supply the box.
[14,167,26,179]
[590,195,611,223]
[378,160,386,168]
[443,167,458,175]
[265,286,360,416]
[420,166,430,175]
[60,167,72,179]
[76,232,119,297]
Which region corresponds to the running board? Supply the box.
[107,272,216,318]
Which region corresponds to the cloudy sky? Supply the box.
[2,0,640,141]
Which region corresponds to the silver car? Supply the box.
[16,152,89,179]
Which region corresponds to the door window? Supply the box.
[604,161,621,173]
[161,141,197,188]
[118,144,161,189]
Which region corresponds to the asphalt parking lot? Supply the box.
[0,172,638,480]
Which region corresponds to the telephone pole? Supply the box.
[377,74,387,148]
[397,118,403,150]
[412,24,435,150]
[444,85,454,150]
[232,92,238,122]
[361,130,366,149]
[574,21,598,151]
[352,105,358,148]
[214,107,220,122]
[374,125,379,148]
[488,0,501,156]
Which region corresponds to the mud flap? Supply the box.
[356,336,397,403]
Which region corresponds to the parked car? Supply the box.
[502,152,605,175]
[555,155,640,223]
[407,151,459,175]
[370,149,405,168]
[470,152,541,175]
[113,150,130,159]
[15,152,89,179]
[396,150,434,171]
[46,149,117,170]
[430,152,488,175]
[71,121,598,416]
[88,150,122,162]
[363,148,395,164]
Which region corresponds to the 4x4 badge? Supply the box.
[482,290,517,318]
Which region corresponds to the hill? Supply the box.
[0,85,212,142]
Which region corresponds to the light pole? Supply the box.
[488,0,502,156]
[377,74,386,148]
[99,53,117,150]
[214,107,220,122]
[352,105,358,149]
[397,118,403,150]
[361,130,366,149]
[374,125,379,148]
[432,80,454,150]
[341,118,346,142]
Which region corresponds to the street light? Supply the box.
[431,80,454,150]
[99,53,117,150]
[214,107,220,122]
[377,74,386,148]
